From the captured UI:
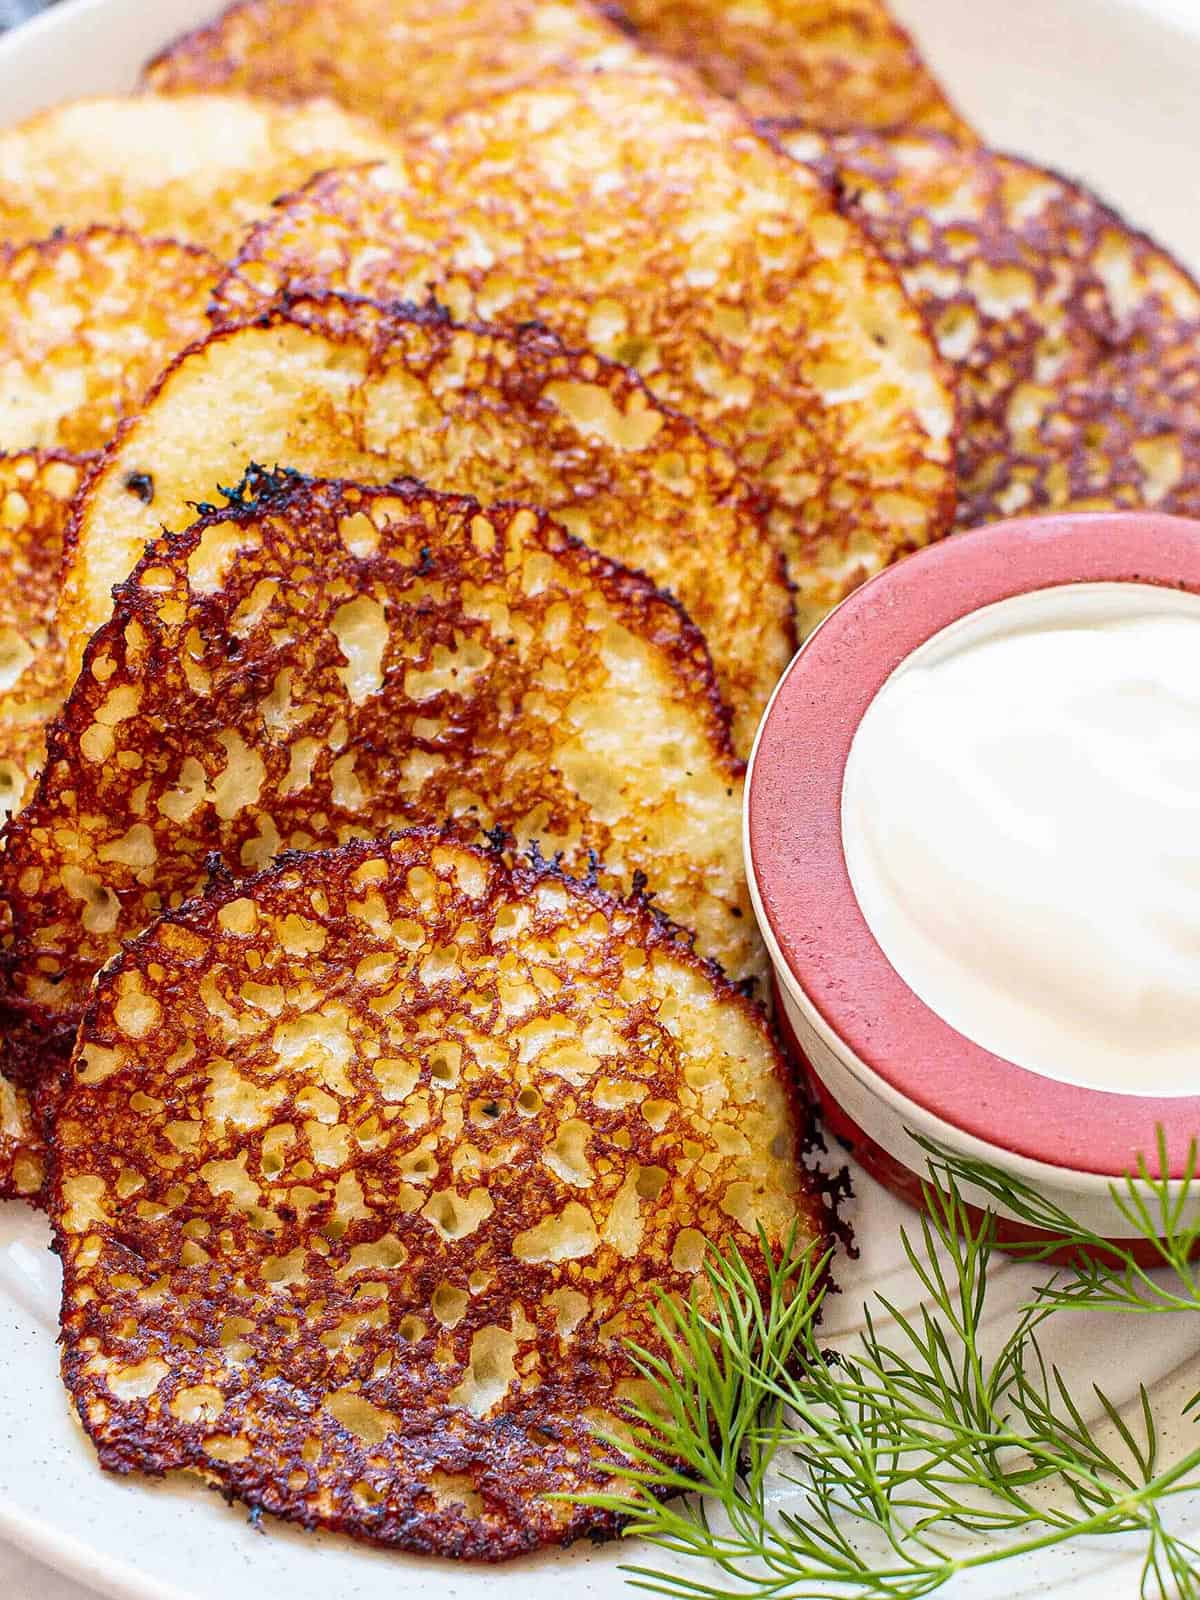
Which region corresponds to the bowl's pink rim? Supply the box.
[748,511,1200,1179]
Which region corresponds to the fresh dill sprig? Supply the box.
[913,1131,1200,1317]
[575,1153,1200,1600]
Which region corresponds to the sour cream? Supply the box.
[841,582,1200,1096]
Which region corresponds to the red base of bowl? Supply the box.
[773,982,1180,1269]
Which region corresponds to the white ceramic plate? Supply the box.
[2,1,1200,1596]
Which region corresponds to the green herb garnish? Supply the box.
[922,1132,1200,1319]
[577,1141,1200,1599]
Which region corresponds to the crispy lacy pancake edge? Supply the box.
[57,291,793,754]
[601,0,971,135]
[0,1072,44,1202]
[0,94,405,255]
[51,827,829,1558]
[141,0,641,132]
[3,468,758,1088]
[0,449,89,1203]
[0,449,87,826]
[212,68,959,634]
[0,227,223,456]
[767,122,1200,528]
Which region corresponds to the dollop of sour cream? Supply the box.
[841,582,1200,1096]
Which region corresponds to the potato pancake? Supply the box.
[216,69,957,633]
[0,451,84,826]
[0,94,402,255]
[772,126,1200,528]
[51,830,825,1557]
[143,0,638,132]
[56,296,791,752]
[610,0,969,133]
[0,229,220,455]
[0,452,86,1201]
[0,226,216,1202]
[1,472,757,1087]
[0,453,88,1201]
[0,229,224,826]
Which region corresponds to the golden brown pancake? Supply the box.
[0,229,221,455]
[0,451,84,827]
[143,0,639,134]
[771,126,1200,528]
[0,95,403,255]
[0,229,224,823]
[215,69,958,633]
[1,471,757,1088]
[56,296,792,752]
[51,829,826,1557]
[0,454,85,1201]
[0,226,220,1193]
[609,0,969,133]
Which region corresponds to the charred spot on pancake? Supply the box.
[58,294,791,752]
[50,830,826,1558]
[123,472,154,505]
[607,0,970,134]
[771,125,1200,527]
[214,68,957,635]
[0,94,404,255]
[1,472,757,1086]
[142,0,640,135]
[0,229,221,456]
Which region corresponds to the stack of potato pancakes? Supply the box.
[0,0,1195,1561]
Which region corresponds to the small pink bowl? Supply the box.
[745,512,1200,1253]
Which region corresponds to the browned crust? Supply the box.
[142,0,295,92]
[0,221,219,269]
[49,826,832,1558]
[60,289,793,753]
[140,0,639,131]
[0,448,92,1203]
[209,70,959,633]
[598,0,971,135]
[0,226,223,456]
[2,467,752,1087]
[767,123,1200,529]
